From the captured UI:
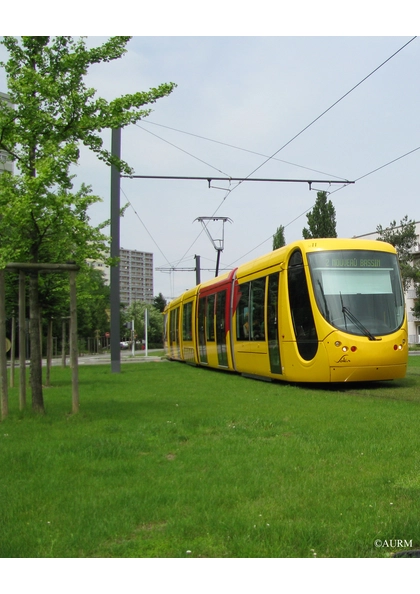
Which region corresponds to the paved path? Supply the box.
[77,351,166,366]
[7,350,167,368]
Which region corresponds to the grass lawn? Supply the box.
[1,356,420,558]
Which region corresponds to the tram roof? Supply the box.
[235,237,397,280]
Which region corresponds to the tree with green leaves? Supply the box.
[153,292,167,313]
[125,301,164,347]
[302,191,337,239]
[75,268,110,342]
[376,216,420,291]
[413,284,420,321]
[0,36,176,412]
[272,225,286,250]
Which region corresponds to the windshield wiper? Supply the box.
[342,306,379,341]
[339,293,378,341]
[317,280,330,322]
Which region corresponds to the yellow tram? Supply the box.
[164,238,408,382]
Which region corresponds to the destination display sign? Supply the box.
[327,257,382,268]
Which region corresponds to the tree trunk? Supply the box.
[46,318,52,387]
[10,315,15,388]
[61,319,66,368]
[29,271,44,413]
[19,270,27,410]
[69,270,79,413]
[0,270,8,420]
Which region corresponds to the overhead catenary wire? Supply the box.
[325,145,420,198]
[129,124,237,268]
[134,124,232,178]
[124,37,418,288]
[120,187,173,268]
[353,145,420,183]
[120,135,237,271]
[165,36,418,270]
[140,120,350,181]
[224,36,418,194]
[225,143,420,267]
[133,124,347,272]
[217,37,418,268]
[154,175,353,268]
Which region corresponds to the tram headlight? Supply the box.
[334,341,356,352]
[394,344,403,351]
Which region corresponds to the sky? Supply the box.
[1,31,419,303]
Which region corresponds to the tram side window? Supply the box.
[182,302,193,340]
[206,294,215,341]
[170,307,180,345]
[198,297,206,349]
[251,278,265,340]
[236,279,266,341]
[163,313,168,344]
[237,283,250,340]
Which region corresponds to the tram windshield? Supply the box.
[307,250,405,337]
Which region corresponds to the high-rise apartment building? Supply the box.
[91,248,154,306]
[120,248,154,305]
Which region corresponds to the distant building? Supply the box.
[90,248,154,306]
[0,92,13,175]
[89,257,111,285]
[120,248,154,305]
[355,222,420,344]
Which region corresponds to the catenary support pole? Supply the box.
[195,255,201,285]
[110,127,121,373]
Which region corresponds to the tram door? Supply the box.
[267,272,282,374]
[216,290,228,367]
[197,296,208,364]
[169,306,180,359]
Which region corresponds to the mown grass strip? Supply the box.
[1,357,420,557]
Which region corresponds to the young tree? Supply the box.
[413,285,420,320]
[302,191,337,239]
[0,36,176,412]
[272,225,286,250]
[126,301,164,347]
[74,267,110,342]
[376,216,420,291]
[153,292,167,313]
